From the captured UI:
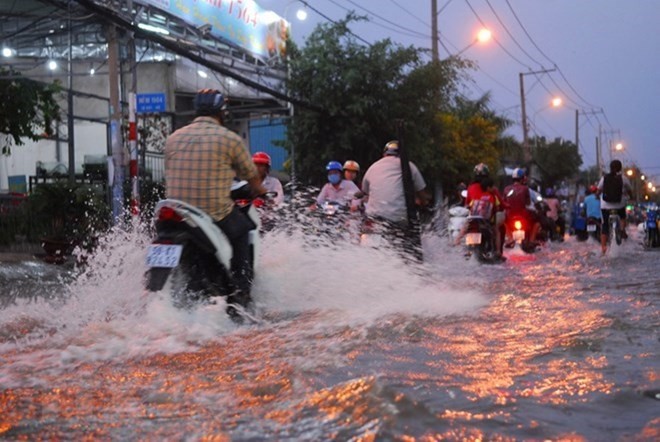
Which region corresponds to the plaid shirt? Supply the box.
[164,116,257,221]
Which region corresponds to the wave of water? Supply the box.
[0,213,487,388]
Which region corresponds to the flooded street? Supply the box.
[0,222,658,440]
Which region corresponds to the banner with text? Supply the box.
[137,0,288,61]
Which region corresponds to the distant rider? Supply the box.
[343,160,361,187]
[584,185,602,231]
[504,168,541,246]
[314,161,361,210]
[164,89,267,312]
[252,151,284,205]
[466,163,507,253]
[361,140,430,224]
[544,187,564,241]
[597,159,633,254]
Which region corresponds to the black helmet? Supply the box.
[194,89,226,116]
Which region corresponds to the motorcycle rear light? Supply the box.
[514,220,523,230]
[235,199,250,208]
[158,206,183,222]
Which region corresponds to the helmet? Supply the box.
[343,160,360,172]
[193,89,226,115]
[512,168,526,180]
[473,163,490,177]
[589,185,598,194]
[252,151,271,167]
[383,140,399,156]
[326,161,343,172]
[545,187,554,197]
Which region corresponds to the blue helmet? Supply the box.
[194,89,226,115]
[326,161,343,172]
[512,168,526,180]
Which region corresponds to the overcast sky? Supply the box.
[261,0,660,180]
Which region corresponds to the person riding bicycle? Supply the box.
[597,159,633,254]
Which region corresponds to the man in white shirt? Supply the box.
[252,151,284,205]
[361,141,429,224]
[597,159,633,254]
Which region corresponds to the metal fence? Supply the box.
[144,150,165,182]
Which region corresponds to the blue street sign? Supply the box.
[136,93,166,114]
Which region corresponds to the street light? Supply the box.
[453,28,492,57]
[532,96,562,135]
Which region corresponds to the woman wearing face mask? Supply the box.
[314,161,361,210]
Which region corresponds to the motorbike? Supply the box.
[586,217,601,240]
[506,213,537,253]
[144,181,270,315]
[571,202,589,241]
[643,205,659,249]
[463,214,499,263]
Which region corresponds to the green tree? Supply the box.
[0,67,60,154]
[532,136,583,186]
[285,15,466,185]
[431,93,512,192]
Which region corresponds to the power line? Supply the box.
[298,0,373,46]
[324,0,429,40]
[463,0,532,69]
[483,0,544,69]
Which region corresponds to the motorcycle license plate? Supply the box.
[465,232,482,245]
[587,225,597,232]
[513,230,525,242]
[146,244,183,268]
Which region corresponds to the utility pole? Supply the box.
[127,0,139,217]
[107,25,124,222]
[431,0,439,62]
[67,0,75,183]
[519,68,555,171]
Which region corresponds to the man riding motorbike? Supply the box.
[504,168,541,248]
[164,89,267,312]
[252,151,284,205]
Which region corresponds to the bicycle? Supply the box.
[607,209,623,247]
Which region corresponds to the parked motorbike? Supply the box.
[144,181,270,315]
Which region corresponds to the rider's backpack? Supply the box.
[602,173,623,203]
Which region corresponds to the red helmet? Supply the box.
[252,151,271,166]
[589,185,598,194]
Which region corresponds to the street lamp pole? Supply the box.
[519,68,556,168]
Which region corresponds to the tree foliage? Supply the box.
[532,136,583,186]
[285,16,515,198]
[0,67,61,154]
[431,94,512,191]
[285,15,467,185]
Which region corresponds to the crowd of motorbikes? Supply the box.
[142,179,660,321]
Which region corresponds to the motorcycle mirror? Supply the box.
[460,190,468,198]
[354,191,365,199]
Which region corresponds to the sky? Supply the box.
[259,0,660,181]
